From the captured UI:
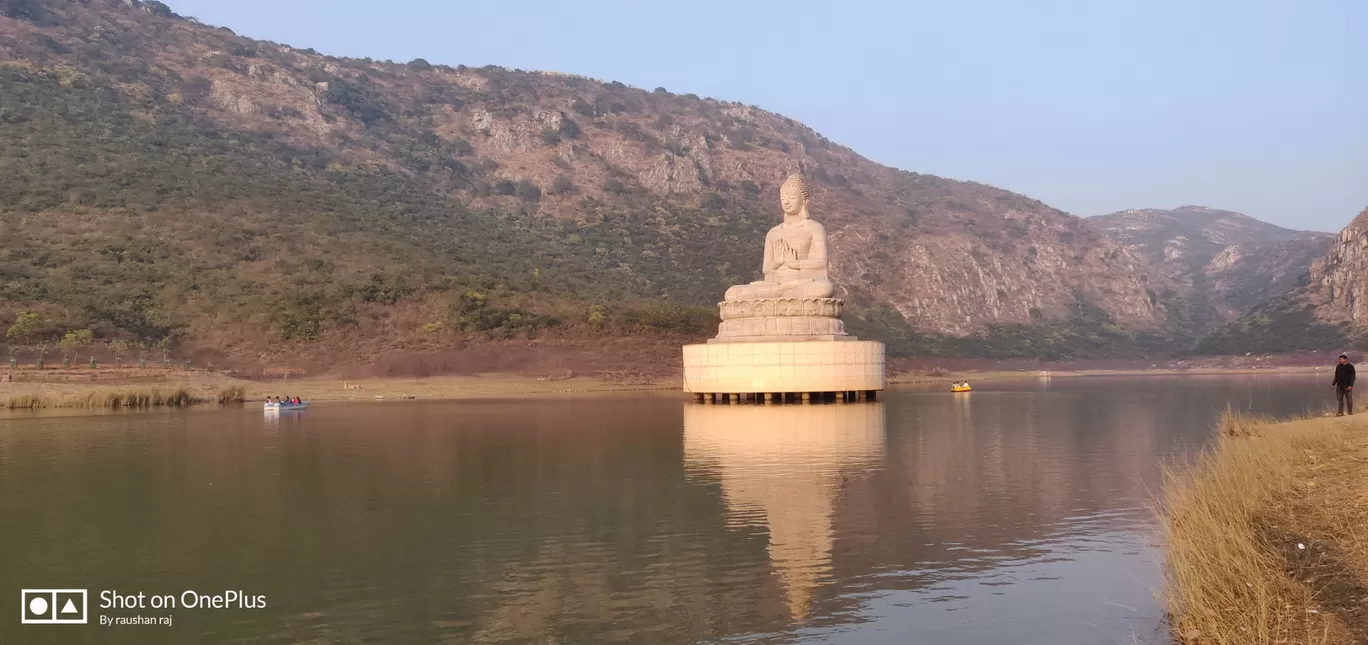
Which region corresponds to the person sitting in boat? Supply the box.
[292,397,301,405]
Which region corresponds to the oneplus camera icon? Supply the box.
[21,589,88,624]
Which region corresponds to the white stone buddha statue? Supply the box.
[724,174,836,301]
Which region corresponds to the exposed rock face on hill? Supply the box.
[1305,209,1368,329]
[1090,206,1332,336]
[1195,208,1368,354]
[0,0,1179,363]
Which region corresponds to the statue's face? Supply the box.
[779,184,805,215]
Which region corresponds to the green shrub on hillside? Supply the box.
[447,291,560,339]
[550,175,575,195]
[597,303,717,337]
[322,78,390,126]
[558,117,581,139]
[1,0,50,23]
[514,181,542,202]
[570,97,594,118]
[143,1,175,17]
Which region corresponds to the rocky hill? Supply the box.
[0,0,1183,367]
[1089,206,1333,338]
[1196,208,1368,354]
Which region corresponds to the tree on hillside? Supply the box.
[110,339,131,367]
[59,329,94,368]
[6,311,40,343]
[142,1,176,18]
[6,311,44,366]
[33,340,51,369]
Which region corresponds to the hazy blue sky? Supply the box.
[170,0,1366,232]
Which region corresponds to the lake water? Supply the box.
[0,374,1334,644]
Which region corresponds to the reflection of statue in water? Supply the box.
[724,174,835,301]
[684,403,886,622]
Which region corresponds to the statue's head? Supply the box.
[779,174,810,217]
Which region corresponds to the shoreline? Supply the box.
[887,364,1323,385]
[1162,411,1368,644]
[0,364,1331,408]
[1,372,681,408]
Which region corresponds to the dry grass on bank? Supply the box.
[4,385,245,409]
[1162,410,1368,645]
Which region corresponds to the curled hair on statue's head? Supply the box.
[780,174,810,202]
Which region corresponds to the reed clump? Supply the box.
[1161,409,1368,644]
[216,385,245,404]
[4,386,245,409]
[1215,404,1277,437]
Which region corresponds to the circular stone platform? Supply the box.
[682,339,885,395]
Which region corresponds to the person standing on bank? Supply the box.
[1333,354,1356,416]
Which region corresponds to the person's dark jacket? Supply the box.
[1334,362,1356,388]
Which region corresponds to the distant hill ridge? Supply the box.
[0,0,1354,366]
[1089,206,1334,337]
[1196,208,1368,354]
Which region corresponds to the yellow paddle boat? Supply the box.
[950,383,972,393]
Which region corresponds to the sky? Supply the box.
[168,0,1367,232]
